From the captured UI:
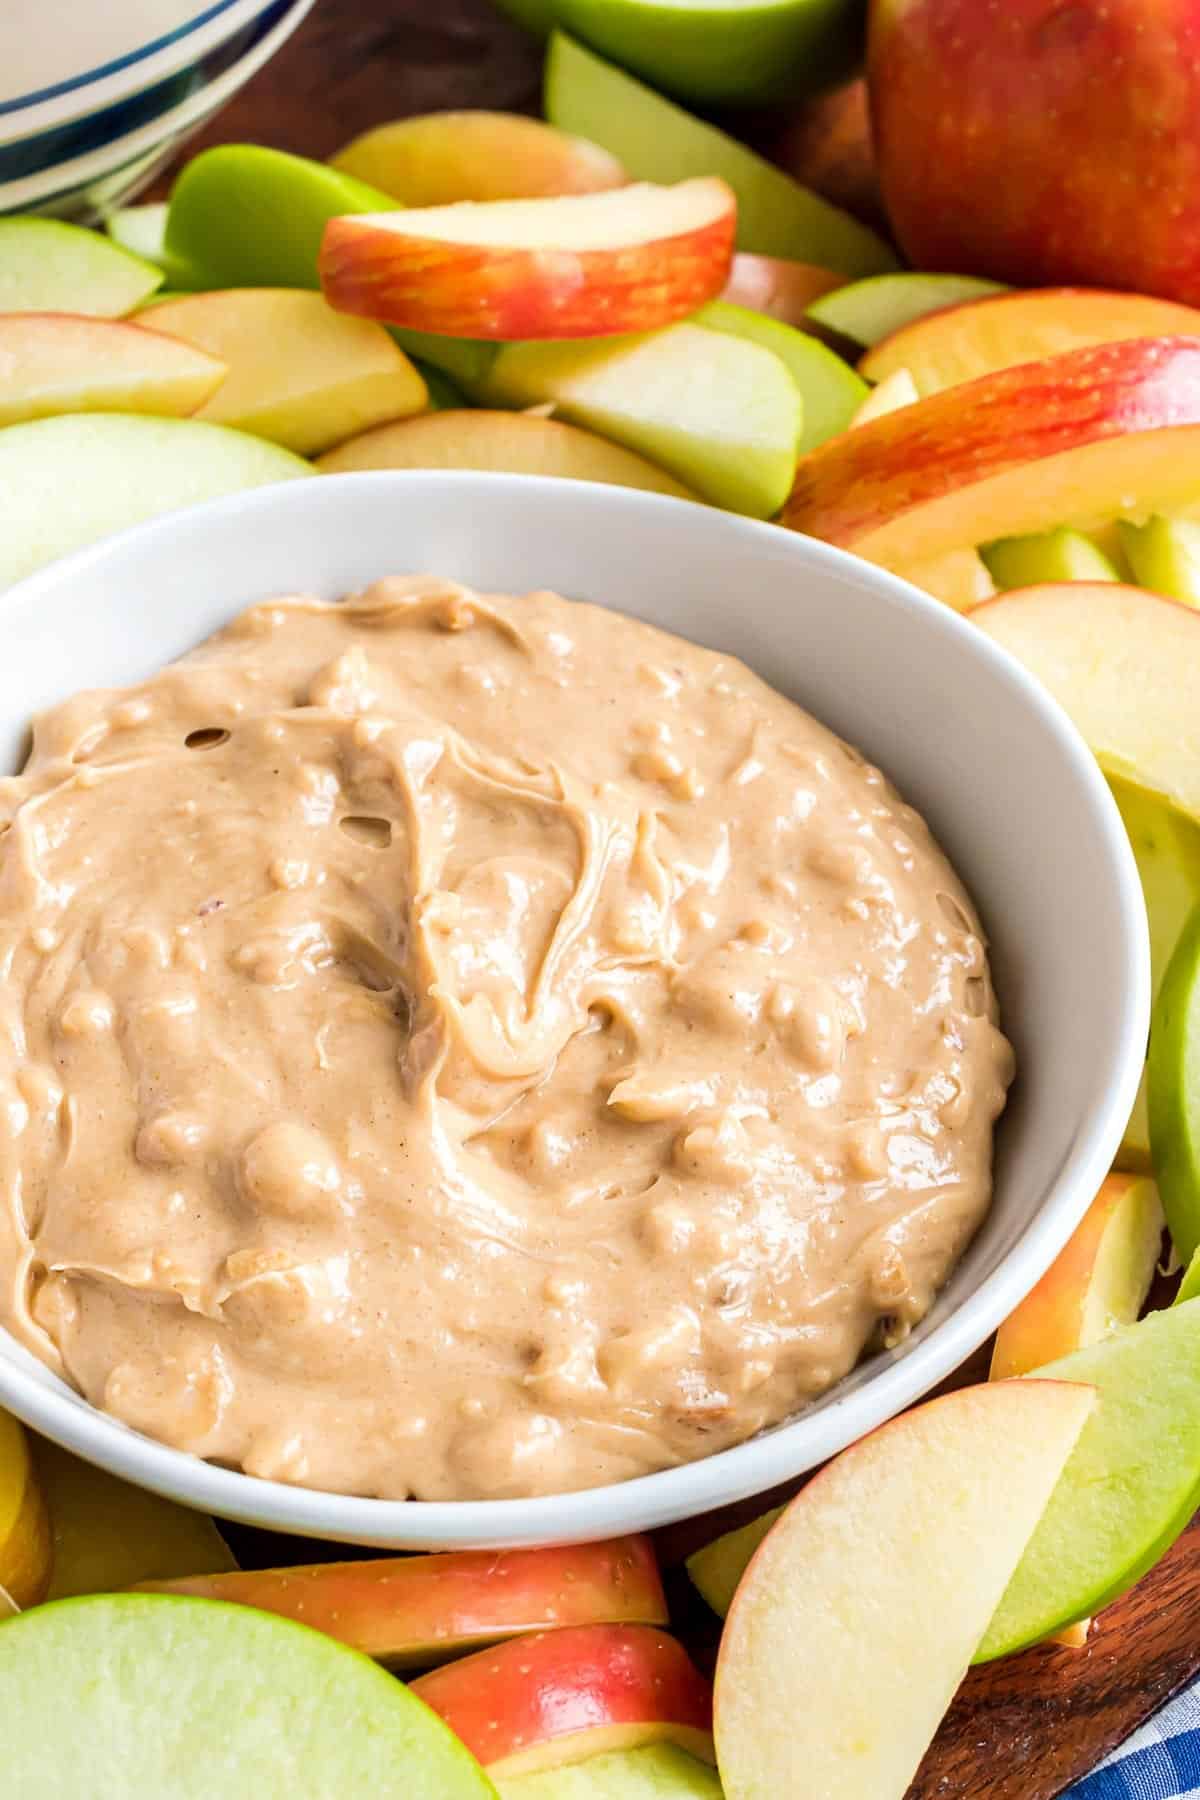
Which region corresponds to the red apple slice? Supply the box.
[319,178,735,339]
[861,288,1200,395]
[411,1623,714,1776]
[137,1536,665,1671]
[784,336,1200,568]
[719,253,845,327]
[330,111,626,204]
[0,312,226,428]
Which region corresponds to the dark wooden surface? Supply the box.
[182,2,1200,1791]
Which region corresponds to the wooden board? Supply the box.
[174,2,1200,1789]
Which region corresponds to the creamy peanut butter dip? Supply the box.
[0,576,1012,1500]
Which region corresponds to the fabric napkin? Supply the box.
[1068,1681,1200,1796]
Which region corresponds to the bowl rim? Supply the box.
[0,471,1151,1547]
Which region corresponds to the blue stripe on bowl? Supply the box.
[0,0,298,184]
[0,0,249,118]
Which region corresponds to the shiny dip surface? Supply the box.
[0,577,1013,1500]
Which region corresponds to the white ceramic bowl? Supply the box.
[0,473,1149,1548]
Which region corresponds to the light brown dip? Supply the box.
[0,577,1012,1500]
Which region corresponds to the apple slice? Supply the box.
[1120,515,1200,606]
[713,1382,1095,1800]
[104,203,169,267]
[0,217,163,317]
[893,547,996,610]
[34,1438,234,1600]
[0,313,226,429]
[413,1624,714,1778]
[482,323,800,515]
[784,338,1200,568]
[0,414,310,589]
[694,299,867,451]
[686,1507,784,1619]
[849,365,918,427]
[0,1412,50,1609]
[978,1300,1200,1659]
[0,1593,497,1796]
[138,1537,666,1670]
[990,1174,1164,1380]
[982,527,1122,590]
[806,272,1008,348]
[145,289,427,455]
[544,33,896,276]
[497,1743,723,1799]
[861,288,1200,394]
[331,112,626,204]
[318,408,697,498]
[320,179,735,340]
[720,253,845,326]
[1178,1247,1200,1306]
[1148,903,1200,1264]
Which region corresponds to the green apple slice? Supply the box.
[1177,1246,1200,1305]
[805,272,1008,348]
[1149,902,1200,1263]
[387,327,497,392]
[0,1593,497,1796]
[497,1743,723,1798]
[1120,516,1200,606]
[483,323,800,515]
[415,361,468,410]
[165,145,396,291]
[981,527,1121,590]
[694,299,867,451]
[0,218,163,317]
[544,33,896,275]
[105,203,169,267]
[686,1507,783,1618]
[976,1299,1200,1660]
[0,413,310,589]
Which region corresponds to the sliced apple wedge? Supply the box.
[320,179,735,340]
[331,111,626,203]
[720,253,845,326]
[695,299,867,451]
[482,323,800,515]
[145,289,427,455]
[1120,515,1200,606]
[104,203,169,267]
[686,1507,784,1619]
[0,217,163,316]
[713,1382,1095,1800]
[849,364,918,427]
[893,546,996,610]
[785,338,1200,568]
[413,1624,714,1777]
[497,1743,723,1799]
[0,1412,50,1609]
[1148,903,1200,1265]
[318,408,697,497]
[991,1174,1163,1379]
[861,288,1200,394]
[138,1537,666,1670]
[982,527,1122,590]
[0,313,226,428]
[806,271,1008,348]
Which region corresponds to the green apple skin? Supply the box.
[1177,1246,1200,1306]
[413,361,468,411]
[0,218,162,317]
[1120,516,1200,606]
[388,328,497,392]
[0,414,310,590]
[165,145,396,291]
[544,33,896,276]
[695,300,867,452]
[686,1506,784,1618]
[0,1593,497,1797]
[805,271,1007,348]
[1149,902,1200,1264]
[497,1743,723,1799]
[981,528,1121,591]
[976,1299,1200,1661]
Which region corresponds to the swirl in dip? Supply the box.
[0,577,1013,1500]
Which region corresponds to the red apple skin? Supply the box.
[719,253,845,326]
[319,184,735,340]
[410,1623,715,1775]
[783,335,1200,559]
[136,1536,666,1671]
[869,0,1200,305]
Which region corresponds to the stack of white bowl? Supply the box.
[0,0,315,221]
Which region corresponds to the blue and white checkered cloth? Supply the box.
[1068,1682,1200,1797]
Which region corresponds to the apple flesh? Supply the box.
[139,1536,666,1671]
[990,1174,1164,1380]
[146,289,427,455]
[320,179,735,341]
[544,33,896,276]
[694,299,867,451]
[982,527,1121,590]
[849,365,918,428]
[497,1743,722,1799]
[893,547,996,611]
[331,111,625,204]
[104,203,169,267]
[482,323,801,516]
[686,1507,784,1620]
[805,271,1007,349]
[1149,904,1200,1265]
[318,408,697,499]
[0,413,310,589]
[0,1593,497,1797]
[720,253,845,327]
[979,1300,1200,1658]
[0,1412,50,1609]
[869,0,1200,306]
[0,312,226,429]
[713,1382,1095,1800]
[784,338,1200,568]
[412,1624,714,1778]
[0,217,162,316]
[1120,516,1200,606]
[861,288,1200,396]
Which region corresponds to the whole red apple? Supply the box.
[868,0,1200,304]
